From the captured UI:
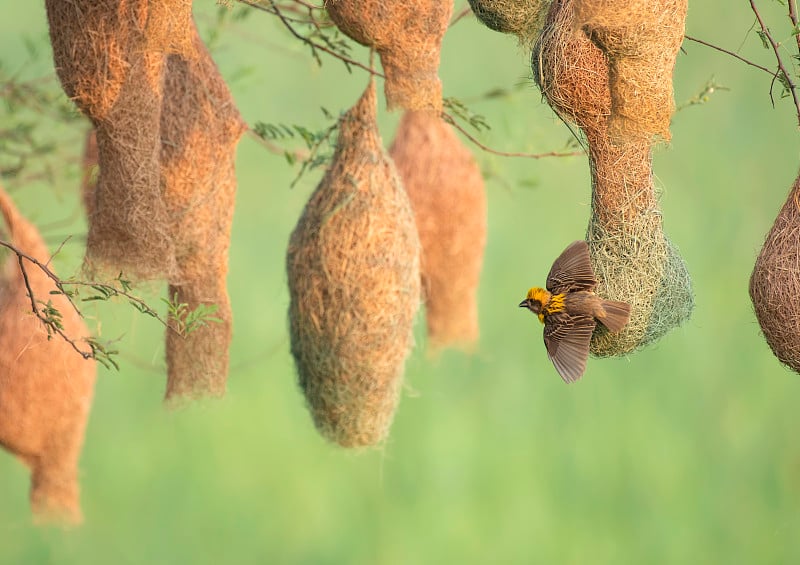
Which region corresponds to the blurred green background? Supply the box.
[2,1,800,563]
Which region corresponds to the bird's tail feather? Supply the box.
[598,300,631,333]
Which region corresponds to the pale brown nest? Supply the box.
[286,82,421,447]
[46,0,194,281]
[70,13,245,401]
[574,0,687,142]
[0,186,96,524]
[750,172,800,372]
[533,0,693,355]
[325,0,451,113]
[389,110,487,351]
[161,21,247,402]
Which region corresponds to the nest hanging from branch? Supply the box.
[532,0,692,355]
[287,82,421,447]
[389,110,487,351]
[750,172,800,372]
[0,187,96,524]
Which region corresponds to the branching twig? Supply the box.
[246,128,310,161]
[15,253,94,360]
[238,0,585,162]
[0,238,203,364]
[450,6,473,27]
[238,0,385,78]
[684,34,774,76]
[442,113,584,159]
[789,0,800,55]
[749,0,800,125]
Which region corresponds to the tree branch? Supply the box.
[789,0,800,55]
[683,34,774,76]
[0,237,204,368]
[237,0,385,78]
[442,113,584,159]
[749,0,800,126]
[15,253,93,360]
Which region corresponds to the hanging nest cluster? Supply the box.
[49,3,246,400]
[0,187,96,524]
[326,0,452,112]
[533,0,692,355]
[389,110,487,351]
[467,0,551,42]
[287,82,421,448]
[750,173,800,372]
[45,0,196,280]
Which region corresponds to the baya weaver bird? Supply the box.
[519,240,631,383]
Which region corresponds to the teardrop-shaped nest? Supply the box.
[390,110,487,351]
[750,172,800,372]
[0,187,96,524]
[286,81,421,447]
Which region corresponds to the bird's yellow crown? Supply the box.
[526,287,551,304]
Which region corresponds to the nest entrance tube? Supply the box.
[161,22,246,402]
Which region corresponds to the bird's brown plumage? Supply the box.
[519,240,631,382]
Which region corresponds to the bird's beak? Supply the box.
[519,299,528,308]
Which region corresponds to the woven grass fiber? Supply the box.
[467,0,551,42]
[574,0,687,142]
[287,81,421,448]
[46,0,194,281]
[389,110,486,351]
[750,172,800,373]
[533,0,692,355]
[0,186,96,524]
[326,0,452,113]
[161,20,247,402]
[80,128,98,218]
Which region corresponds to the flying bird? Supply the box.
[519,240,631,382]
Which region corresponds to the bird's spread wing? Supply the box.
[546,240,597,294]
[543,313,595,383]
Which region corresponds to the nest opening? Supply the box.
[587,211,693,356]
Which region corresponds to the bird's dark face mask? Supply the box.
[519,298,542,315]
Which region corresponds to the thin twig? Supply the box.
[749,0,800,126]
[238,0,385,78]
[246,129,310,161]
[684,34,774,76]
[45,235,71,269]
[15,253,93,360]
[789,0,800,54]
[0,239,179,333]
[450,6,473,27]
[442,113,584,159]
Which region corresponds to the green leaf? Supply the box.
[757,30,770,49]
